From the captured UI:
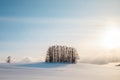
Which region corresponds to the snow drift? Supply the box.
[0,62,120,80]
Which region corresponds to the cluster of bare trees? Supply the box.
[45,45,79,63]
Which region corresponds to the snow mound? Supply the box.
[0,63,120,80]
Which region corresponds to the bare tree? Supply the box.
[6,56,11,63]
[45,45,79,63]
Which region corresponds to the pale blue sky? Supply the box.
[0,0,120,62]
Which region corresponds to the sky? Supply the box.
[0,0,120,63]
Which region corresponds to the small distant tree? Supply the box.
[6,56,11,63]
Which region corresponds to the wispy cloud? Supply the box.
[80,52,120,65]
[0,17,108,25]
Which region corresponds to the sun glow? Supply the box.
[101,22,120,49]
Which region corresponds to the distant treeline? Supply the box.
[45,45,79,63]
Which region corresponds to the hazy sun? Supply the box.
[102,22,120,49]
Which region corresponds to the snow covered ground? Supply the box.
[0,62,120,80]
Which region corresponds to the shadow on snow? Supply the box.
[19,62,72,68]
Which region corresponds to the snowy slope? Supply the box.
[0,62,120,80]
